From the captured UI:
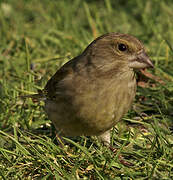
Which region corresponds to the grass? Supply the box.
[0,0,173,179]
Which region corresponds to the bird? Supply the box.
[25,33,154,146]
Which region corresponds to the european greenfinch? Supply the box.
[31,33,154,145]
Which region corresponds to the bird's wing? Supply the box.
[44,56,80,100]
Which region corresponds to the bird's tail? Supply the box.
[19,90,46,101]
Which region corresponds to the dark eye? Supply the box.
[118,43,127,51]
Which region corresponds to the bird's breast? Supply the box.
[68,70,136,135]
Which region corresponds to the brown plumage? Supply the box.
[38,33,154,145]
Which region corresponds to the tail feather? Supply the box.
[19,92,46,101]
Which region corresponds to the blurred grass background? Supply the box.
[0,0,173,179]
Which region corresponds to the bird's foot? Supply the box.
[109,146,134,167]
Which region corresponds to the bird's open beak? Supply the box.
[129,51,154,69]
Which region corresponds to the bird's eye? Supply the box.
[118,43,127,51]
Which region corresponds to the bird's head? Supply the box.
[85,33,154,72]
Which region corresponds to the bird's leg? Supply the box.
[55,133,65,148]
[98,130,117,151]
[98,130,133,167]
[98,130,111,147]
